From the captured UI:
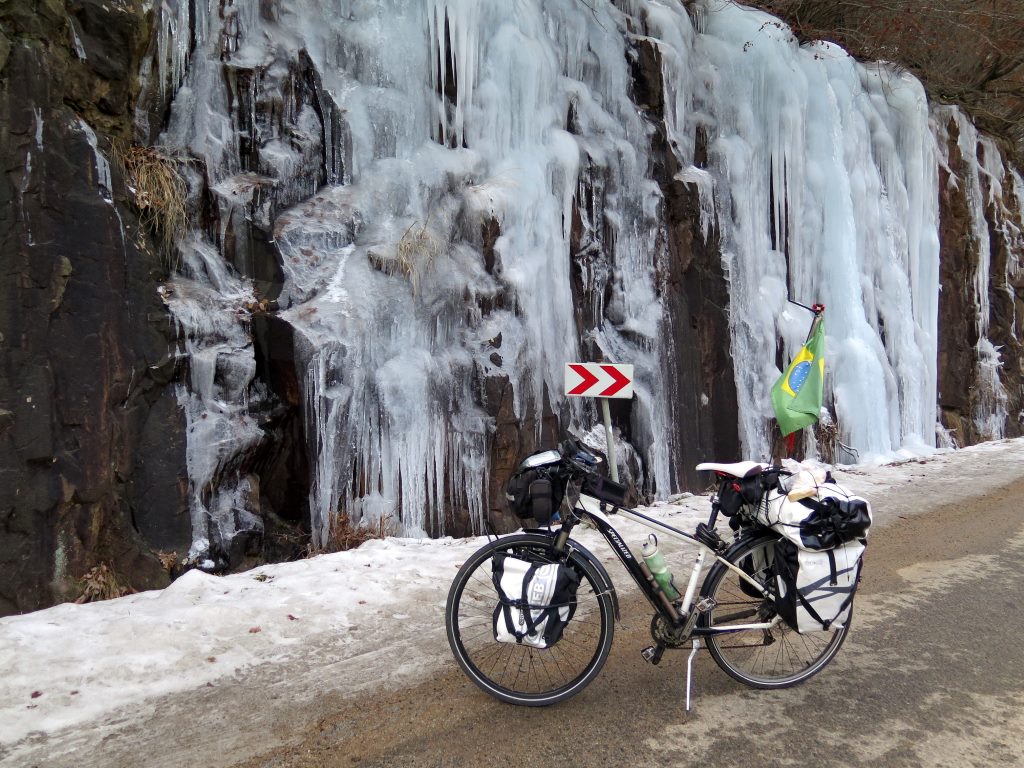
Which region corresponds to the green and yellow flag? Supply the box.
[771,313,825,437]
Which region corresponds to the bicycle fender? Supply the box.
[568,538,621,622]
[523,528,621,622]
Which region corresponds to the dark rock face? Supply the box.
[628,36,740,489]
[936,120,981,444]
[0,1,184,613]
[987,175,1024,438]
[481,370,560,534]
[937,117,1024,445]
[250,312,311,547]
[981,166,1024,439]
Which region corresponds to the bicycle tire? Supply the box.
[445,533,615,706]
[699,531,850,689]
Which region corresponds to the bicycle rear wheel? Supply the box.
[445,533,615,706]
[699,532,850,689]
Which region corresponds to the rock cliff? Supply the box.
[0,0,183,612]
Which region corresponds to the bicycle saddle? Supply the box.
[695,461,766,478]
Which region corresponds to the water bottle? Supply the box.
[641,535,680,601]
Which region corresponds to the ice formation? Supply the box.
[691,4,943,461]
[162,235,264,563]
[152,0,1015,554]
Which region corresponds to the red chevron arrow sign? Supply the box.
[564,363,634,399]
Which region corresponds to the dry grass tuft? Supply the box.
[114,143,188,266]
[308,512,394,556]
[396,219,442,293]
[815,410,860,464]
[75,563,135,604]
[815,414,839,465]
[156,550,178,573]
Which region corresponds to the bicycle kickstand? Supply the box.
[685,638,700,712]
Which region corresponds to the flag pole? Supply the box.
[787,298,826,317]
[803,308,824,345]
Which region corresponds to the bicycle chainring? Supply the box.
[650,614,690,649]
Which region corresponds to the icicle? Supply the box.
[163,233,261,564]
[70,17,87,60]
[76,118,113,204]
[973,338,1007,440]
[34,108,43,150]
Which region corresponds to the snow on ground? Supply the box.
[3,438,1024,759]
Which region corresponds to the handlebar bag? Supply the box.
[505,470,564,524]
[773,538,864,633]
[491,553,580,648]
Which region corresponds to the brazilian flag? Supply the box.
[771,314,825,437]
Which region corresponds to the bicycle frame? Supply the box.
[556,495,784,637]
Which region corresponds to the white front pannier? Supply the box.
[774,539,864,633]
[491,554,579,649]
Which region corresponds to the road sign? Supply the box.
[564,363,634,399]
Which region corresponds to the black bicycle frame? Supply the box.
[555,501,778,638]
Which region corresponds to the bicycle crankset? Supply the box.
[650,614,691,649]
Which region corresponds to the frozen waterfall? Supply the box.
[692,3,941,462]
[152,0,1007,557]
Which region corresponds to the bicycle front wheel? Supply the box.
[699,532,850,689]
[445,533,615,706]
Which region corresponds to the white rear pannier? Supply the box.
[774,538,864,633]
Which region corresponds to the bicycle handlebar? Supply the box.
[558,438,600,476]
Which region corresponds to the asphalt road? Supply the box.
[235,480,1024,768]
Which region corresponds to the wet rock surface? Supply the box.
[937,114,1024,446]
[0,1,179,612]
[629,35,739,491]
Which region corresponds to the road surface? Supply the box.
[232,479,1024,768]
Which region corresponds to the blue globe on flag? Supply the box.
[787,360,811,394]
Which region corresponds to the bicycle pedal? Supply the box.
[695,597,716,613]
[641,645,665,665]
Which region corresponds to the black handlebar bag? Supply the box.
[505,470,561,524]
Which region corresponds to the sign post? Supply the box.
[564,363,634,483]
